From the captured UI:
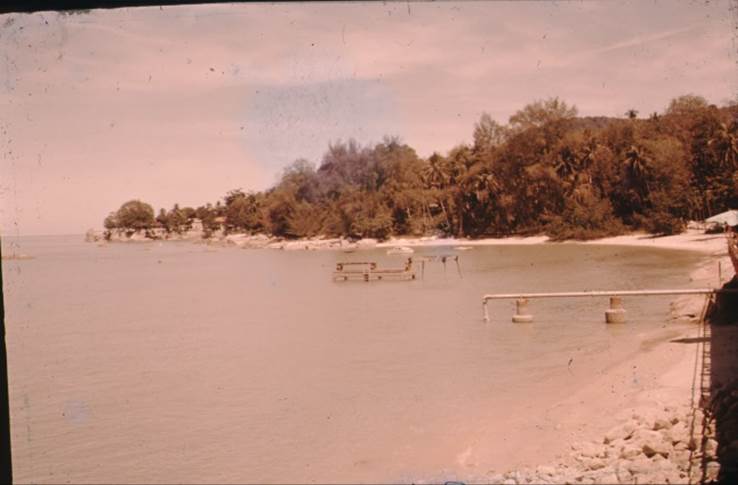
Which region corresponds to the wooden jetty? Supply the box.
[333,259,416,282]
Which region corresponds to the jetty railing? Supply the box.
[481,288,738,323]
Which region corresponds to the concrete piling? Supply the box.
[605,296,626,323]
[512,298,533,323]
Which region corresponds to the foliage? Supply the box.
[106,94,738,242]
[546,192,624,241]
[107,200,155,230]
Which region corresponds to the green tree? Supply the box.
[166,204,188,234]
[103,212,118,230]
[156,208,168,230]
[546,190,623,240]
[665,94,709,117]
[113,200,155,230]
[224,190,263,233]
[473,113,507,158]
[509,97,578,133]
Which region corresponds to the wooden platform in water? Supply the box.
[333,260,416,282]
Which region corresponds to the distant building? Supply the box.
[191,218,204,232]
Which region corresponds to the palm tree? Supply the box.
[624,145,651,209]
[625,146,648,182]
[708,121,738,169]
[422,153,448,189]
[422,153,452,232]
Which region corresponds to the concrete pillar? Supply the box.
[512,298,533,323]
[605,296,626,323]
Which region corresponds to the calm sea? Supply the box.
[1,235,705,483]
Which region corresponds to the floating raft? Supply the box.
[333,260,416,282]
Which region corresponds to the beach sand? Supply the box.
[378,228,729,255]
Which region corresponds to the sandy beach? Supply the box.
[378,228,729,255]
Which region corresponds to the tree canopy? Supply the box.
[106,94,738,241]
[105,200,155,231]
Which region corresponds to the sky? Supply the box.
[1,1,736,236]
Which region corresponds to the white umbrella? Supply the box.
[706,209,738,227]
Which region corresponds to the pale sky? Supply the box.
[1,1,735,235]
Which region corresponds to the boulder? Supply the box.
[224,234,250,247]
[614,462,633,483]
[704,437,718,459]
[128,230,149,241]
[631,428,671,458]
[619,443,642,460]
[664,422,688,445]
[642,441,671,459]
[627,455,654,475]
[576,441,601,458]
[594,472,618,485]
[671,449,691,469]
[705,461,721,481]
[673,441,688,451]
[535,465,556,478]
[584,458,608,471]
[604,422,636,444]
[653,418,672,431]
[84,229,104,242]
[357,238,378,248]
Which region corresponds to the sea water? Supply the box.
[1,235,705,483]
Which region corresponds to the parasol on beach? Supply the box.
[706,209,738,227]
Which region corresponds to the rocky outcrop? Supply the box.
[85,228,105,242]
[87,225,381,252]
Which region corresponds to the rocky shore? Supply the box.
[85,227,381,251]
[485,400,718,484]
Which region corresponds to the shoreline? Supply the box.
[88,227,732,257]
[473,238,730,484]
[379,229,730,256]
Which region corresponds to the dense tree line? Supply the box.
[104,94,738,241]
